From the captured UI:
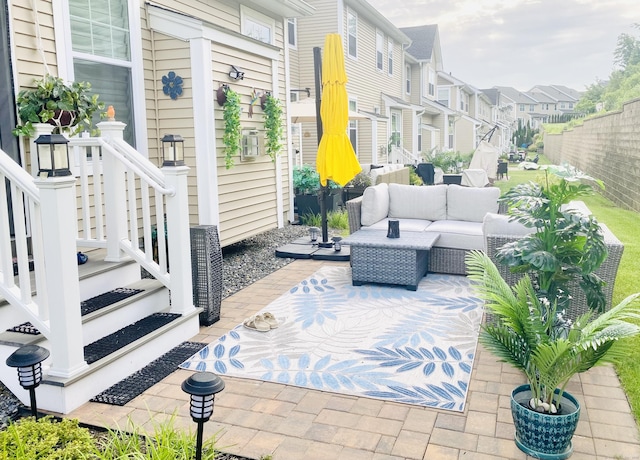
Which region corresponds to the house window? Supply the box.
[241,6,275,45]
[287,18,297,48]
[347,10,357,58]
[376,31,383,71]
[529,104,535,112]
[519,104,525,112]
[569,102,574,109]
[460,91,469,112]
[69,0,135,145]
[405,64,411,94]
[387,39,393,75]
[428,68,435,97]
[348,98,358,154]
[437,88,449,108]
[448,116,454,149]
[417,130,422,152]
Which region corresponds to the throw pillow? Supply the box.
[388,183,447,221]
[447,184,500,222]
[360,183,389,226]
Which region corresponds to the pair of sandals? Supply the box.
[243,312,279,332]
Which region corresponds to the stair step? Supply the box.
[90,341,206,406]
[84,312,180,364]
[5,287,146,336]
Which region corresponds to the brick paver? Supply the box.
[65,259,640,460]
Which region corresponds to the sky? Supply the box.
[366,0,640,92]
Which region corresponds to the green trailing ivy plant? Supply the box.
[262,93,283,161]
[222,87,242,169]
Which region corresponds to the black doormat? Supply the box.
[91,341,206,406]
[84,313,180,364]
[6,288,144,335]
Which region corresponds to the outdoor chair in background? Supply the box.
[496,161,508,180]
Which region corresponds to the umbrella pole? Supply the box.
[313,46,331,247]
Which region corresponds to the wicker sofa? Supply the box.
[345,183,501,275]
[346,184,624,317]
[362,164,410,185]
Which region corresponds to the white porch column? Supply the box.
[162,165,196,315]
[35,176,88,378]
[98,120,129,262]
[30,124,55,178]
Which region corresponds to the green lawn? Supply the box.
[494,159,640,422]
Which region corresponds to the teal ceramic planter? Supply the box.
[510,384,580,459]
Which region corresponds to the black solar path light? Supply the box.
[182,371,225,460]
[6,344,50,419]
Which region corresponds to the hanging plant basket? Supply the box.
[216,85,229,106]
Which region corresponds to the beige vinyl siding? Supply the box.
[212,42,283,245]
[455,117,476,154]
[402,110,413,153]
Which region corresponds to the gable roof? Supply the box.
[528,85,580,102]
[494,86,539,104]
[401,24,438,61]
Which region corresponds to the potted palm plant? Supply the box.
[467,164,640,458]
[12,74,104,137]
[467,251,640,459]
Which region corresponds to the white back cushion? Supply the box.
[482,212,531,237]
[360,183,389,226]
[447,184,500,222]
[388,184,448,221]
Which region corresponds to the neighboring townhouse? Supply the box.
[528,84,581,115]
[481,87,517,153]
[401,24,455,157]
[494,86,541,128]
[3,0,313,246]
[289,0,411,166]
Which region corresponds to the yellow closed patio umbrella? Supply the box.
[315,34,362,187]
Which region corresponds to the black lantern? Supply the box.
[161,134,185,166]
[309,226,320,242]
[182,372,225,460]
[35,134,71,177]
[6,344,50,418]
[332,236,342,251]
[228,65,244,81]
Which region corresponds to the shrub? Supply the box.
[0,416,96,459]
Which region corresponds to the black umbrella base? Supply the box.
[275,237,350,261]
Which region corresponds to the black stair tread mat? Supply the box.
[84,312,180,364]
[6,288,144,335]
[91,341,206,406]
[81,288,144,316]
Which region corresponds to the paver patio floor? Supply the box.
[67,259,640,459]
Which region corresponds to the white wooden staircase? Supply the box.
[0,120,200,414]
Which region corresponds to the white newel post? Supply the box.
[162,165,196,315]
[30,124,55,177]
[35,176,88,378]
[97,120,129,262]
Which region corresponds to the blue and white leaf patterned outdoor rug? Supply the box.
[180,266,483,412]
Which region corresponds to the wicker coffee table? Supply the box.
[342,230,440,290]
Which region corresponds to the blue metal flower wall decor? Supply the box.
[162,71,183,100]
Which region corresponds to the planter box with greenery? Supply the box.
[293,164,341,217]
[466,165,640,459]
[342,171,372,204]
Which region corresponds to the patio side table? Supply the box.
[342,230,440,290]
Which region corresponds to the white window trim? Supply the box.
[346,9,357,60]
[54,0,148,154]
[375,30,384,72]
[348,97,358,155]
[405,64,411,94]
[240,5,276,45]
[387,39,393,76]
[287,18,297,49]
